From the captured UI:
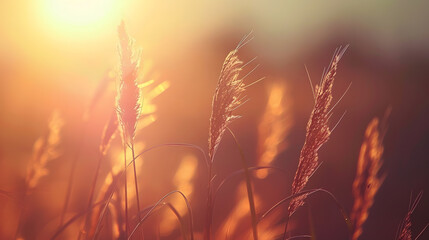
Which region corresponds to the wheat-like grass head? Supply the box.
[208,48,245,161]
[288,46,347,216]
[116,21,142,144]
[351,118,385,240]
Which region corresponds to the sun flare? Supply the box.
[43,0,120,34]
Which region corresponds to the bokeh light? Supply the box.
[1,1,428,239]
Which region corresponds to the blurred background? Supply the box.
[1,0,428,239]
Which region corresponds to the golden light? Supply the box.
[42,0,121,35]
[160,154,198,236]
[256,82,292,179]
[217,181,262,239]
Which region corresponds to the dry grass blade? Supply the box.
[92,143,207,239]
[128,190,194,240]
[261,188,349,228]
[91,171,124,240]
[288,46,348,216]
[163,202,188,240]
[82,112,119,238]
[90,171,125,240]
[159,154,198,236]
[350,117,385,240]
[217,180,260,240]
[50,201,106,240]
[227,127,258,240]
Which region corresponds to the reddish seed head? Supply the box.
[350,118,384,240]
[116,21,142,144]
[396,192,425,240]
[288,47,347,216]
[208,49,244,161]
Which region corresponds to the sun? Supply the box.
[43,0,121,35]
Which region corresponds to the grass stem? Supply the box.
[123,140,129,237]
[82,152,103,239]
[131,142,141,218]
[227,127,258,240]
[204,162,213,240]
[60,121,87,226]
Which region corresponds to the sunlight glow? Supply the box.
[160,154,198,235]
[256,82,292,179]
[42,0,121,38]
[46,0,117,26]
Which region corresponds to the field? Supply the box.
[0,1,428,240]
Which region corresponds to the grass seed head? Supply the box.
[116,21,142,144]
[351,118,385,240]
[288,46,347,216]
[396,192,425,240]
[208,49,244,161]
[26,111,63,190]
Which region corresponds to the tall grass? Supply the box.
[116,21,143,237]
[26,111,63,192]
[288,46,348,218]
[17,111,63,239]
[7,22,428,240]
[82,112,118,239]
[350,117,385,240]
[206,32,262,240]
[206,40,246,240]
